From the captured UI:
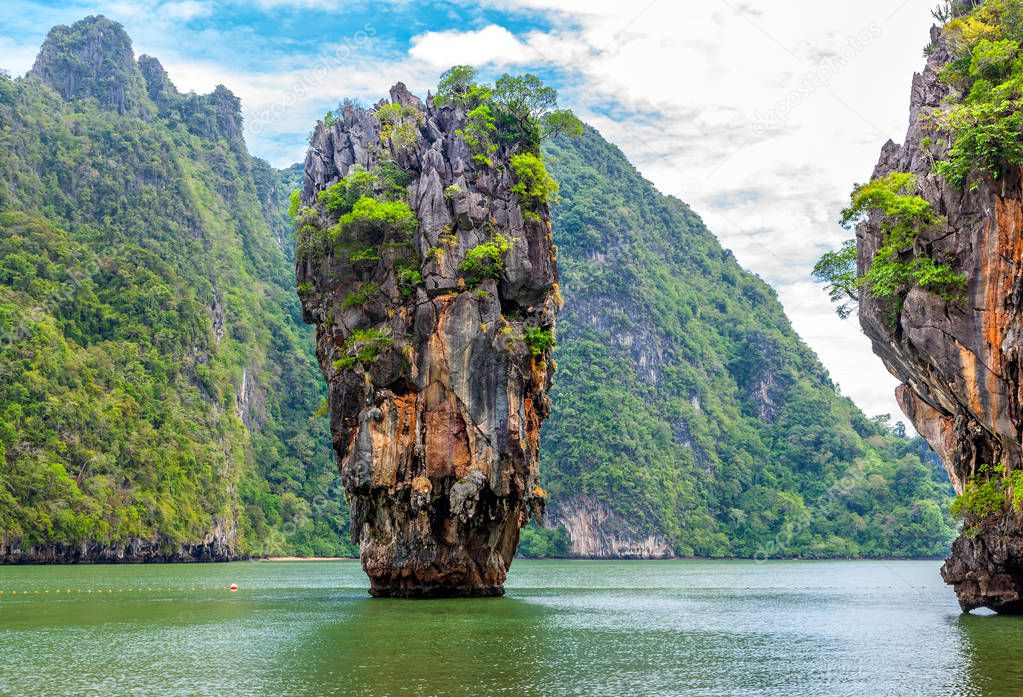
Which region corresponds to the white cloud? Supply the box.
[409,24,531,68]
[0,36,39,76]
[423,0,935,424]
[158,1,212,21]
[154,53,434,164]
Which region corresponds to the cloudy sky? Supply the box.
[1,0,939,423]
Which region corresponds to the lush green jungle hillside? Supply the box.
[0,15,956,561]
[0,16,353,558]
[529,128,957,558]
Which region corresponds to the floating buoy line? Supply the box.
[0,583,384,598]
[0,585,246,597]
[0,582,931,598]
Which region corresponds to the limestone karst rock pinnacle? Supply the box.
[296,84,560,596]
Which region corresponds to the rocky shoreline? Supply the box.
[1,541,236,564]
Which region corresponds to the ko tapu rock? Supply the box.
[857,14,1023,613]
[295,83,560,596]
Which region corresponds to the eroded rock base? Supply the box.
[356,496,524,598]
[942,528,1023,614]
[368,582,505,599]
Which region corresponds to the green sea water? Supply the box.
[0,560,1020,696]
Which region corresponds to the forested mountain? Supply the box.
[0,15,956,562]
[0,16,353,559]
[529,128,957,558]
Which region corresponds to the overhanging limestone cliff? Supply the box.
[295,84,559,596]
[857,20,1023,613]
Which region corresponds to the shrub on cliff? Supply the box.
[511,152,559,216]
[459,103,498,166]
[434,65,481,107]
[491,72,582,143]
[304,166,418,248]
[343,281,379,308]
[334,328,394,370]
[318,166,377,216]
[523,326,556,356]
[811,239,859,319]
[928,0,1023,188]
[435,65,581,161]
[376,159,411,198]
[815,173,965,318]
[459,235,510,285]
[394,259,422,299]
[843,174,964,301]
[376,102,422,150]
[951,464,1023,532]
[331,197,418,243]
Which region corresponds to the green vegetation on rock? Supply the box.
[815,173,965,319]
[375,102,422,150]
[929,0,1023,188]
[523,327,556,357]
[0,18,355,558]
[811,239,859,319]
[511,152,559,217]
[951,464,1023,526]
[318,167,377,216]
[333,197,418,242]
[436,65,581,167]
[394,259,422,299]
[541,127,957,558]
[343,282,380,308]
[296,164,418,264]
[333,328,394,371]
[459,235,510,286]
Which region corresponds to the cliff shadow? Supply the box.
[953,613,1023,696]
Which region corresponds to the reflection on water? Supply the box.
[954,613,1023,697]
[303,598,548,696]
[0,560,1020,696]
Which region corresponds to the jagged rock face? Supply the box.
[858,26,1023,613]
[1,534,234,564]
[547,495,673,559]
[28,15,150,116]
[297,84,559,596]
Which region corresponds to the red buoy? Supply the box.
[229,584,238,592]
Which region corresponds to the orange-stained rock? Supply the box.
[295,84,557,597]
[858,25,1023,613]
